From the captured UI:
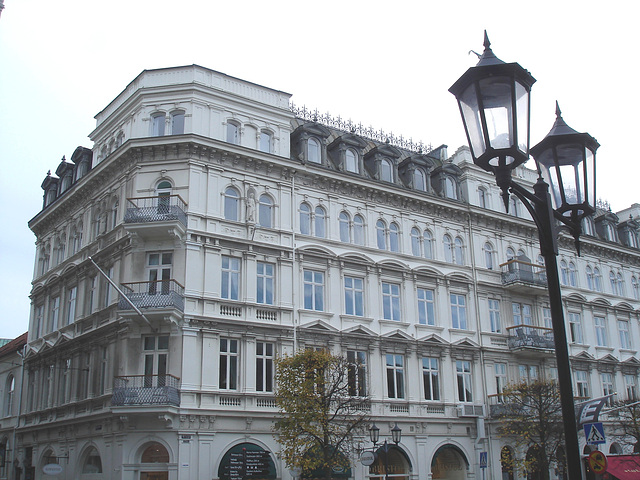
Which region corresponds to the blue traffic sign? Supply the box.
[584,422,606,445]
[480,451,488,468]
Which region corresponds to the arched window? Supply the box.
[81,446,103,474]
[561,261,569,286]
[314,206,326,238]
[582,216,595,236]
[413,169,427,191]
[224,187,240,221]
[454,237,464,265]
[509,196,518,217]
[586,266,594,290]
[568,262,577,287]
[110,199,119,229]
[484,242,494,270]
[259,130,272,153]
[410,228,421,256]
[5,375,14,416]
[478,187,487,208]
[345,148,358,173]
[171,111,185,135]
[506,247,516,261]
[258,195,273,228]
[423,230,433,260]
[618,273,626,296]
[594,267,603,292]
[500,446,515,480]
[444,234,453,263]
[445,177,457,199]
[226,121,239,145]
[389,223,400,252]
[610,271,618,295]
[339,212,351,243]
[609,443,623,455]
[156,180,172,214]
[380,159,393,182]
[151,112,165,136]
[376,220,387,250]
[353,215,365,245]
[537,255,544,266]
[308,138,321,163]
[299,203,311,235]
[632,276,640,300]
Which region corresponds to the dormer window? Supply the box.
[582,216,595,236]
[345,148,358,173]
[151,113,166,136]
[380,158,393,182]
[445,177,457,199]
[171,111,185,135]
[605,223,617,242]
[413,168,427,191]
[308,138,321,164]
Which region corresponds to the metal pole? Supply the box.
[383,441,389,480]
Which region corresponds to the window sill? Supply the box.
[340,314,373,323]
[595,345,614,352]
[620,348,638,354]
[379,319,410,327]
[415,324,444,332]
[448,328,476,335]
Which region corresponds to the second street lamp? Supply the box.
[449,32,599,480]
[368,423,402,480]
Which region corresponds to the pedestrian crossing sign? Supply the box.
[584,422,606,445]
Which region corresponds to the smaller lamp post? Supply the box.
[369,424,402,480]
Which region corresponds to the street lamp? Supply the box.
[449,32,599,480]
[368,423,402,480]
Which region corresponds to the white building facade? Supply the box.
[13,65,640,480]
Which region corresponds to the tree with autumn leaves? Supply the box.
[274,349,370,480]
[495,380,565,480]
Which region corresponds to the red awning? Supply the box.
[606,455,640,480]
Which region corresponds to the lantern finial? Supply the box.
[476,31,504,66]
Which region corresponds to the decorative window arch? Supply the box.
[586,265,594,290]
[170,110,185,135]
[376,220,387,250]
[410,227,421,256]
[151,112,166,136]
[478,187,488,208]
[454,237,464,265]
[353,214,365,245]
[561,260,570,286]
[226,121,240,145]
[423,230,433,260]
[339,212,351,243]
[568,262,577,287]
[81,446,103,474]
[500,446,515,480]
[156,180,172,215]
[389,222,400,252]
[307,137,321,163]
[299,203,311,235]
[618,272,626,296]
[506,247,516,261]
[443,234,453,263]
[314,206,326,238]
[582,216,595,236]
[345,148,358,173]
[258,194,273,228]
[380,158,393,182]
[413,168,427,191]
[632,276,640,300]
[224,187,240,221]
[484,242,494,270]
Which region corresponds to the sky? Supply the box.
[0,0,638,339]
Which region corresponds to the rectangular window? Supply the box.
[422,357,440,401]
[303,269,324,311]
[50,296,60,332]
[568,312,583,344]
[456,360,473,402]
[259,131,272,153]
[88,276,97,314]
[382,282,401,321]
[489,299,501,333]
[619,320,632,349]
[575,370,589,398]
[344,276,364,317]
[519,365,539,383]
[152,113,165,136]
[171,111,185,135]
[59,358,71,405]
[256,342,273,392]
[104,266,113,307]
[417,288,435,326]
[625,374,637,400]
[495,363,507,402]
[256,262,274,305]
[221,256,241,300]
[601,372,615,405]
[34,304,44,338]
[450,294,467,330]
[148,252,172,295]
[385,354,404,399]
[66,286,77,325]
[543,307,552,329]
[512,302,532,328]
[99,346,108,396]
[595,316,607,347]
[220,338,239,390]
[347,350,367,397]
[79,352,92,399]
[144,335,168,388]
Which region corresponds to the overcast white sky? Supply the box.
[0,0,638,339]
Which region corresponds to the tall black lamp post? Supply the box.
[369,423,402,480]
[449,32,599,480]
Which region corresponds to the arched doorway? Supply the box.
[218,443,276,480]
[431,445,468,480]
[80,445,103,477]
[500,446,514,480]
[139,442,170,480]
[368,445,410,480]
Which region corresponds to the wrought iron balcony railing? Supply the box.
[112,374,180,406]
[124,195,187,227]
[118,279,185,311]
[501,259,548,288]
[507,325,555,351]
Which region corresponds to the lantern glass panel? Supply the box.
[585,147,595,207]
[459,83,486,159]
[515,81,529,153]
[537,150,562,209]
[478,76,513,150]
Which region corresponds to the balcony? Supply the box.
[501,259,548,293]
[507,325,555,352]
[118,279,185,312]
[112,374,180,406]
[123,195,187,240]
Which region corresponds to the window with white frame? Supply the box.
[148,252,172,295]
[50,295,60,332]
[450,293,467,330]
[219,338,239,390]
[568,312,583,344]
[489,299,501,333]
[495,363,507,402]
[171,111,185,135]
[594,316,608,347]
[610,271,620,295]
[256,342,274,392]
[417,288,435,326]
[347,350,367,396]
[568,262,577,286]
[259,130,272,153]
[376,220,387,250]
[59,358,71,404]
[221,256,240,300]
[625,374,638,400]
[512,303,532,329]
[632,276,640,300]
[103,266,113,307]
[574,370,589,398]
[339,212,351,243]
[353,214,365,245]
[66,286,77,326]
[478,187,487,208]
[224,187,240,221]
[385,354,404,399]
[256,262,274,305]
[423,230,433,259]
[560,261,569,286]
[258,194,273,228]
[226,121,239,144]
[410,227,421,256]
[454,237,464,265]
[308,137,321,163]
[300,203,311,235]
[413,168,427,191]
[382,282,401,321]
[542,307,552,329]
[444,235,454,263]
[314,206,326,238]
[34,304,44,338]
[344,276,364,317]
[586,266,595,291]
[87,275,97,314]
[303,270,324,311]
[594,268,603,292]
[389,222,400,252]
[484,242,494,270]
[601,372,615,404]
[5,375,15,416]
[143,335,168,388]
[456,360,473,402]
[518,364,539,383]
[151,112,165,136]
[422,357,440,400]
[380,158,393,182]
[619,320,632,349]
[345,148,358,173]
[445,177,457,199]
